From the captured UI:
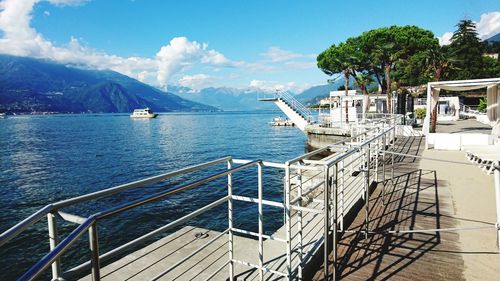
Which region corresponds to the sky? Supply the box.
[0,0,499,93]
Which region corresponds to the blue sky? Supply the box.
[0,0,499,92]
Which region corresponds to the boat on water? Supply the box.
[0,113,6,119]
[269,116,294,126]
[130,108,158,118]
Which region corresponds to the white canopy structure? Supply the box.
[423,77,500,135]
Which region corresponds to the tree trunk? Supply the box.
[344,69,349,123]
[430,67,442,133]
[362,85,370,114]
[385,63,392,113]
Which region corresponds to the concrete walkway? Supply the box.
[436,119,492,134]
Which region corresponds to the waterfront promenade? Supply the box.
[313,136,500,280]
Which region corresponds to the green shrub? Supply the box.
[478,97,487,113]
[415,108,426,119]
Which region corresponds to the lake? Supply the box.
[0,111,307,280]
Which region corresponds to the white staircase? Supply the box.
[259,91,314,131]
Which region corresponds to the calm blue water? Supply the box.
[0,111,306,280]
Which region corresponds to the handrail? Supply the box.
[275,90,313,123]
[322,126,393,166]
[0,205,54,247]
[17,160,262,281]
[287,117,397,166]
[0,156,232,247]
[54,156,232,208]
[95,160,261,220]
[19,217,96,281]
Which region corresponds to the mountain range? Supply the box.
[0,55,216,113]
[486,33,500,42]
[170,80,346,111]
[0,54,341,113]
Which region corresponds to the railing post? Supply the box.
[285,162,292,280]
[297,165,304,280]
[323,164,330,280]
[332,163,338,281]
[227,159,234,280]
[391,141,395,181]
[339,160,345,231]
[257,162,264,281]
[375,128,379,182]
[382,134,386,205]
[493,161,500,251]
[364,146,370,240]
[88,222,100,281]
[47,212,61,280]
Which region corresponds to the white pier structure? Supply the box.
[259,91,314,131]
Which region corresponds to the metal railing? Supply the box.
[283,123,397,279]
[275,91,314,123]
[1,118,399,281]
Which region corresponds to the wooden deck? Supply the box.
[313,136,466,280]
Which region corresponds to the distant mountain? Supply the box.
[294,83,340,105]
[0,55,216,113]
[170,80,347,111]
[170,86,278,111]
[294,76,355,105]
[486,33,500,42]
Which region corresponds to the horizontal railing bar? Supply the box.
[232,195,284,208]
[20,217,95,281]
[95,161,260,220]
[287,147,331,165]
[151,228,230,280]
[0,205,54,247]
[1,157,232,247]
[54,156,232,209]
[65,196,229,277]
[290,180,325,205]
[58,211,86,224]
[233,159,285,169]
[290,164,324,172]
[321,127,393,166]
[231,228,287,243]
[232,259,288,277]
[290,205,324,214]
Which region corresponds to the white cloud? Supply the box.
[46,0,89,5]
[249,79,310,93]
[178,74,215,90]
[438,11,500,45]
[476,11,500,40]
[156,37,205,87]
[261,46,316,62]
[438,31,453,46]
[262,46,302,62]
[0,0,242,88]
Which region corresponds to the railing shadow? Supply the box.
[336,167,442,280]
[330,136,463,280]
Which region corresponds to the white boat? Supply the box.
[130,108,158,118]
[269,116,294,126]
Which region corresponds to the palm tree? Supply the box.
[426,46,456,132]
